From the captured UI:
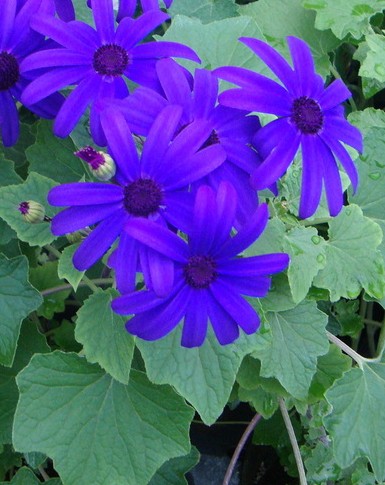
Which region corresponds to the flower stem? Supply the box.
[222,413,262,485]
[279,398,308,485]
[41,278,114,297]
[326,331,366,367]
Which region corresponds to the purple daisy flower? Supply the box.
[112,182,289,348]
[0,0,63,146]
[48,105,226,296]
[113,58,261,222]
[20,0,199,145]
[87,0,173,21]
[215,36,363,219]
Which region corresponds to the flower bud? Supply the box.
[75,146,116,181]
[66,227,91,244]
[18,200,46,224]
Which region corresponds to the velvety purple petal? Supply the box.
[133,41,200,64]
[51,203,122,235]
[118,10,169,50]
[126,58,160,89]
[219,87,291,116]
[214,108,260,142]
[193,69,218,119]
[54,0,76,21]
[112,288,167,315]
[207,294,239,345]
[8,0,43,51]
[156,58,192,107]
[214,181,237,247]
[0,91,19,147]
[21,66,91,105]
[54,74,100,137]
[189,185,218,254]
[214,66,275,90]
[163,120,213,163]
[317,79,351,111]
[146,246,174,297]
[287,36,316,97]
[20,49,90,71]
[140,105,183,176]
[217,203,269,259]
[319,138,343,217]
[125,286,190,341]
[73,211,125,270]
[0,1,16,47]
[141,0,159,9]
[26,92,64,120]
[100,108,140,183]
[253,117,292,158]
[210,280,260,334]
[89,103,107,146]
[114,230,138,294]
[48,183,123,206]
[162,144,227,190]
[239,37,296,93]
[92,0,115,43]
[220,274,271,297]
[321,132,358,191]
[221,140,260,173]
[181,290,209,348]
[323,115,363,152]
[299,136,324,219]
[68,19,103,48]
[30,15,93,53]
[124,218,189,262]
[251,127,300,189]
[116,0,135,21]
[218,253,290,277]
[162,191,194,234]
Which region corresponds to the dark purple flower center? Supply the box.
[93,44,129,76]
[0,51,19,91]
[75,146,104,169]
[201,130,220,149]
[291,96,323,135]
[18,201,29,215]
[123,178,163,217]
[183,255,218,289]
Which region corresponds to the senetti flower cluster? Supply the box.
[6,0,362,347]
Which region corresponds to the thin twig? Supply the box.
[41,278,114,297]
[279,398,307,485]
[38,466,50,482]
[222,413,262,485]
[326,330,366,367]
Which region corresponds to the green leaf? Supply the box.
[240,0,340,76]
[14,352,193,485]
[0,321,49,444]
[57,244,84,291]
[2,122,36,168]
[237,387,279,418]
[354,40,385,98]
[308,344,351,401]
[0,255,42,367]
[348,109,385,266]
[252,410,301,448]
[0,467,61,484]
[161,15,267,73]
[0,160,23,187]
[0,173,57,247]
[313,205,385,301]
[26,120,89,184]
[0,446,22,481]
[137,327,257,425]
[149,447,200,485]
[252,300,329,399]
[169,0,238,23]
[29,262,71,319]
[75,289,135,385]
[302,0,385,40]
[283,226,327,303]
[324,363,385,482]
[357,33,385,84]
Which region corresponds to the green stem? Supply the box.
[375,318,385,359]
[222,413,262,485]
[279,398,307,485]
[41,278,114,297]
[38,466,50,482]
[326,331,366,367]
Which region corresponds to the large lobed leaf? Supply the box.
[13,352,194,485]
[0,255,42,367]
